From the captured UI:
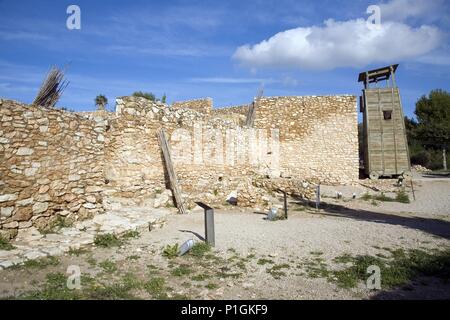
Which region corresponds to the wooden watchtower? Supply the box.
[358,64,411,179]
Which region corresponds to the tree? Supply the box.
[132,91,156,101]
[414,89,450,170]
[161,93,167,104]
[95,94,108,111]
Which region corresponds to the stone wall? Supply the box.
[0,93,358,239]
[0,99,106,239]
[106,97,258,209]
[172,98,213,115]
[254,96,359,183]
[211,105,249,126]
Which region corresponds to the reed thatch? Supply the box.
[33,66,69,108]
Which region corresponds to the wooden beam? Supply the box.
[245,87,264,127]
[157,128,187,215]
[245,101,256,127]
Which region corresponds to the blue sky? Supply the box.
[0,0,449,118]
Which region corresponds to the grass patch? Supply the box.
[361,191,410,204]
[21,256,60,269]
[257,258,274,265]
[19,272,81,300]
[191,274,211,281]
[126,255,140,261]
[190,242,211,257]
[361,193,372,201]
[205,283,218,290]
[68,248,88,256]
[144,277,167,299]
[235,261,247,270]
[99,260,117,273]
[86,256,97,267]
[94,234,123,248]
[395,190,410,203]
[374,193,395,202]
[121,230,140,239]
[332,253,353,264]
[267,264,290,279]
[0,235,15,251]
[88,282,138,300]
[302,258,329,278]
[330,248,450,289]
[19,272,139,300]
[171,265,193,277]
[121,273,142,290]
[215,271,242,279]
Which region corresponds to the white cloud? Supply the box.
[378,0,444,22]
[233,18,442,70]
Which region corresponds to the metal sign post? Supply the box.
[195,202,215,247]
[316,185,321,211]
[283,191,288,219]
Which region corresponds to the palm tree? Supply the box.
[95,95,108,111]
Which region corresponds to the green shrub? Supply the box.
[122,230,140,239]
[396,191,410,203]
[162,244,179,259]
[374,193,395,202]
[132,91,156,101]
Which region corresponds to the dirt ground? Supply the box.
[0,174,449,300]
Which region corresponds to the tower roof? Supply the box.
[358,64,399,83]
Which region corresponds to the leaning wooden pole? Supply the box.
[157,129,187,214]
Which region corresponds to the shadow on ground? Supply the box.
[420,172,450,179]
[292,197,450,240]
[179,229,205,241]
[370,277,450,300]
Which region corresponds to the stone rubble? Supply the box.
[0,207,170,270]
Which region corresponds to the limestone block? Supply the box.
[0,194,18,202]
[0,207,14,218]
[32,202,49,214]
[16,147,34,156]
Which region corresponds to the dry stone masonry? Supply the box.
[172,98,213,115]
[1,94,358,240]
[255,96,359,183]
[0,99,106,239]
